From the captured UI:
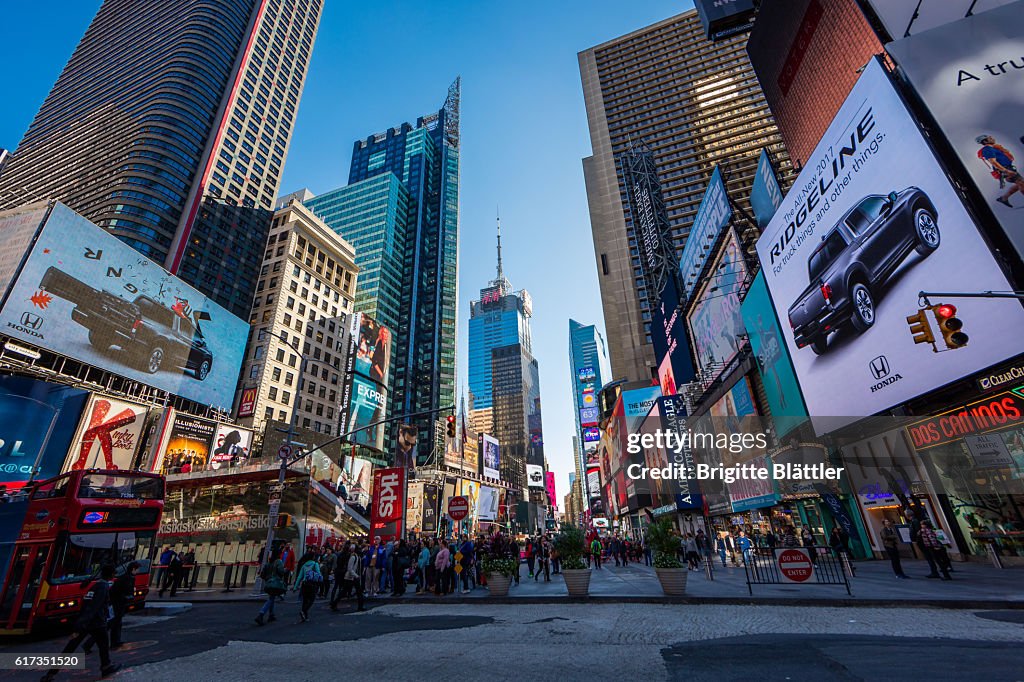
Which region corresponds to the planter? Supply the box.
[486,573,511,597]
[561,568,591,596]
[655,567,688,596]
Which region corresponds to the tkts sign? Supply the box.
[370,466,405,542]
[906,386,1024,451]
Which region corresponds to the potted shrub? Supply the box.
[647,517,687,595]
[481,556,517,597]
[554,525,591,596]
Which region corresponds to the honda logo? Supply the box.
[19,312,43,330]
[869,355,891,380]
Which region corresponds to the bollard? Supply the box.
[987,543,1004,569]
[223,564,234,592]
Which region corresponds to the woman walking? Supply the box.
[255,547,287,626]
[293,551,323,622]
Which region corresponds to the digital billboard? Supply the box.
[350,312,392,387]
[750,149,784,228]
[741,271,808,438]
[694,0,756,40]
[887,2,1024,263]
[344,375,387,450]
[526,463,544,488]
[0,201,49,299]
[481,434,500,480]
[579,406,599,426]
[583,426,601,443]
[370,466,405,543]
[864,0,1013,40]
[0,203,248,409]
[394,423,418,470]
[209,424,254,470]
[687,231,748,378]
[621,386,661,435]
[651,275,695,389]
[679,166,732,299]
[754,59,1024,417]
[66,395,148,472]
[0,376,88,489]
[477,485,499,521]
[545,471,557,507]
[156,412,216,474]
[577,366,596,383]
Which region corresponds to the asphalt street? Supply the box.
[2,601,1023,681]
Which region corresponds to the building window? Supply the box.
[268,386,278,401]
[272,367,281,381]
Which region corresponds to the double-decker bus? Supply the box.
[0,469,164,634]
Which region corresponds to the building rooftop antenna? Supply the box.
[496,206,504,284]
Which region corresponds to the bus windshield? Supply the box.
[78,474,164,500]
[49,531,154,585]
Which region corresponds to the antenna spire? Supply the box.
[496,206,504,284]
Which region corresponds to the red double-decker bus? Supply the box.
[0,469,164,634]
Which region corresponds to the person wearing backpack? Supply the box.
[255,547,287,625]
[293,551,322,622]
[590,538,603,569]
[41,564,120,681]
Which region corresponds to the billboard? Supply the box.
[0,203,247,408]
[0,202,49,300]
[622,386,661,434]
[582,426,601,443]
[741,272,808,438]
[887,2,1024,262]
[344,375,387,450]
[679,167,732,299]
[370,466,405,542]
[622,144,680,301]
[750,149,784,229]
[526,463,545,488]
[157,413,216,474]
[66,395,148,472]
[481,434,500,480]
[421,484,440,532]
[865,0,1013,40]
[0,376,88,489]
[237,387,258,418]
[350,312,392,386]
[687,230,749,378]
[545,471,557,508]
[579,406,599,426]
[209,424,254,470]
[651,275,696,389]
[477,486,499,521]
[694,0,756,40]
[577,366,596,383]
[754,59,1024,417]
[394,423,418,470]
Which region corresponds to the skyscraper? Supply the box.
[579,9,794,384]
[343,79,461,452]
[568,319,611,478]
[0,0,323,318]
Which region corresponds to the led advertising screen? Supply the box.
[582,426,601,443]
[545,471,557,507]
[687,230,749,379]
[621,386,661,435]
[579,406,599,426]
[679,166,732,299]
[0,376,88,489]
[370,466,405,543]
[345,375,387,450]
[750,149,785,229]
[754,59,1024,417]
[351,312,392,387]
[157,412,216,474]
[865,0,1013,40]
[741,271,808,438]
[0,201,49,299]
[577,366,596,383]
[887,2,1024,263]
[526,463,544,488]
[651,275,696,389]
[65,395,149,472]
[481,434,500,480]
[0,203,248,409]
[208,424,254,470]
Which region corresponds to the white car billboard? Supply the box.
[526,463,544,488]
[0,203,248,409]
[887,1,1024,263]
[755,59,1024,417]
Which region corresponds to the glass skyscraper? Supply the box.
[568,319,612,479]
[0,0,324,318]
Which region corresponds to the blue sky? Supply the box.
[0,0,691,497]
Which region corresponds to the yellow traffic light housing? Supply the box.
[906,309,935,347]
[932,303,968,349]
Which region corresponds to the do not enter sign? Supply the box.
[448,496,469,521]
[777,548,814,583]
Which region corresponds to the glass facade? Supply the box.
[468,288,531,410]
[568,319,612,477]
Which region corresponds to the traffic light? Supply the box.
[446,414,456,438]
[932,303,969,349]
[906,309,935,347]
[275,513,292,529]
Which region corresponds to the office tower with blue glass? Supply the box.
[568,319,612,479]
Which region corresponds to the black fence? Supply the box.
[743,547,852,596]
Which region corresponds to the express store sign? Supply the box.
[906,386,1024,451]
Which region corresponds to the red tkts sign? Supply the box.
[906,387,1024,451]
[370,467,405,542]
[777,548,814,583]
[448,496,469,521]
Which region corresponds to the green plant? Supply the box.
[646,517,684,569]
[481,556,518,578]
[554,524,588,569]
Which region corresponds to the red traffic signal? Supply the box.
[935,304,957,319]
[930,302,968,349]
[446,414,456,438]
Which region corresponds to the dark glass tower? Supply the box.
[0,0,323,318]
[347,79,461,454]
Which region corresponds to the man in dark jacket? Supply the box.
[159,549,183,597]
[42,565,120,681]
[108,562,137,648]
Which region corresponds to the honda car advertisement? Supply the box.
[887,1,1024,263]
[0,203,248,409]
[754,59,1024,418]
[65,394,149,472]
[526,463,544,488]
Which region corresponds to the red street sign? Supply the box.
[448,496,469,521]
[777,548,814,583]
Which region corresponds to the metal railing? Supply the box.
[743,547,852,596]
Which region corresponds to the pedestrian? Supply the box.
[765,529,778,550]
[435,540,451,595]
[919,520,952,580]
[524,537,536,578]
[319,548,334,599]
[416,541,431,593]
[684,534,700,570]
[551,541,561,575]
[158,547,182,597]
[534,537,551,582]
[609,536,621,566]
[393,539,411,596]
[155,545,173,589]
[619,538,629,566]
[106,561,137,649]
[256,547,287,625]
[829,526,855,576]
[801,526,817,565]
[880,519,909,579]
[590,537,603,569]
[508,536,521,585]
[282,543,296,582]
[909,509,941,578]
[41,564,120,681]
[782,526,800,548]
[293,551,323,622]
[716,532,730,567]
[331,544,350,606]
[459,535,476,593]
[736,531,753,565]
[344,542,366,611]
[642,535,653,566]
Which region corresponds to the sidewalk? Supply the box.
[149,559,1024,609]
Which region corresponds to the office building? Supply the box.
[236,196,358,437]
[568,319,611,476]
[579,9,794,384]
[0,149,10,176]
[0,0,323,318]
